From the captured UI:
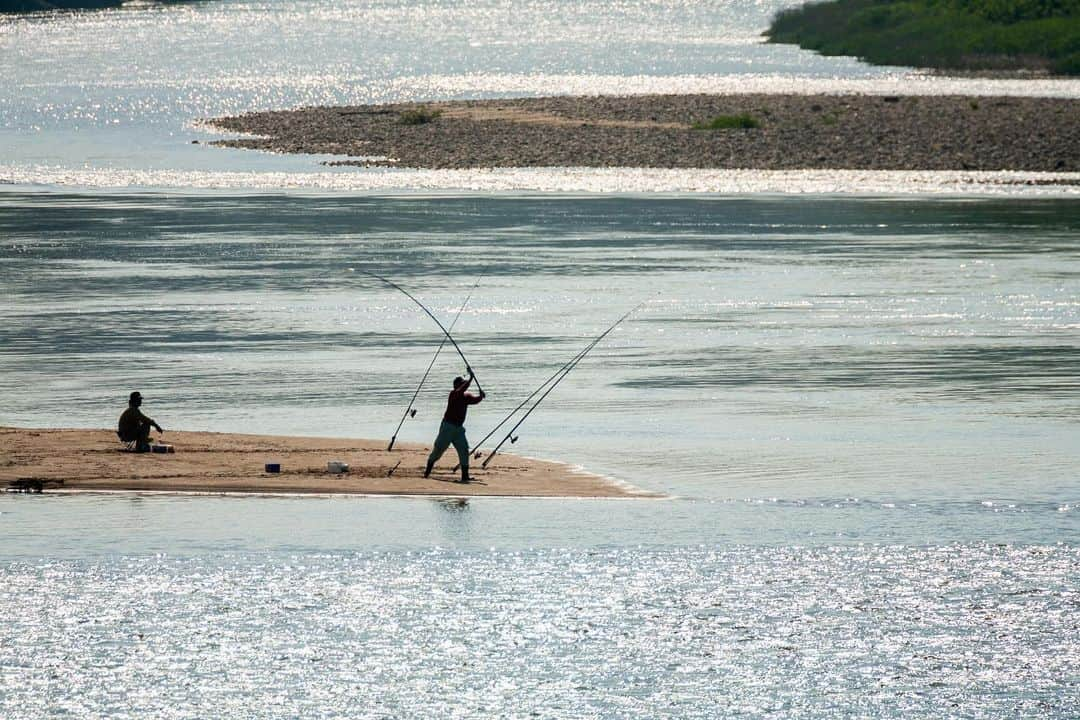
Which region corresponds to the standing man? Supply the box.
[118,391,164,453]
[424,369,484,483]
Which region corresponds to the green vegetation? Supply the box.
[2,0,193,12]
[692,114,761,130]
[399,107,443,125]
[766,0,1080,75]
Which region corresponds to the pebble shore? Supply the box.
[206,93,1080,171]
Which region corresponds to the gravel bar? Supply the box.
[205,93,1080,171]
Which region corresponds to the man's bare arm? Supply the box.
[138,408,164,433]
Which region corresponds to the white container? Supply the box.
[327,460,349,474]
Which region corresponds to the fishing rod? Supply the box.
[351,267,483,395]
[453,330,604,473]
[388,274,483,451]
[480,300,647,470]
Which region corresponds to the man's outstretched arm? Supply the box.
[138,408,164,433]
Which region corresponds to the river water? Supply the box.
[3,0,1080,191]
[1,0,1078,717]
[2,191,1077,718]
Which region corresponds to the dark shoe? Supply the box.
[458,476,471,484]
[135,442,150,453]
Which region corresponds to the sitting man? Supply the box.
[117,391,164,452]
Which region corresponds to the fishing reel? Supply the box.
[510,435,519,444]
[409,409,417,418]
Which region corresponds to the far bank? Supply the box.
[765,0,1080,76]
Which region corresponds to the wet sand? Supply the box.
[0,427,652,498]
[205,93,1080,172]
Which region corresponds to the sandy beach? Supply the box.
[206,93,1080,172]
[0,427,650,498]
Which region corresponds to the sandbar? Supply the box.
[0,427,653,498]
[205,93,1080,173]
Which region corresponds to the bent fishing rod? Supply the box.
[388,274,483,451]
[480,300,647,470]
[351,267,483,395]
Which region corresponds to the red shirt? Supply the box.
[443,387,482,426]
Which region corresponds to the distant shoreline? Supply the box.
[765,0,1080,77]
[1,0,118,11]
[205,94,1080,172]
[0,0,193,13]
[1,427,654,498]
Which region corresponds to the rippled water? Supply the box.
[3,0,1080,191]
[2,192,1078,503]
[2,192,1077,719]
[1,542,1077,718]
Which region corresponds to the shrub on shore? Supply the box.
[765,0,1080,76]
[399,107,442,125]
[693,114,761,129]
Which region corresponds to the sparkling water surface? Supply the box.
[1,544,1077,719]
[2,191,1078,717]
[3,0,1080,191]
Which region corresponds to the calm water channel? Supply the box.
[1,192,1077,717]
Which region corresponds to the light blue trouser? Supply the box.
[427,420,469,477]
